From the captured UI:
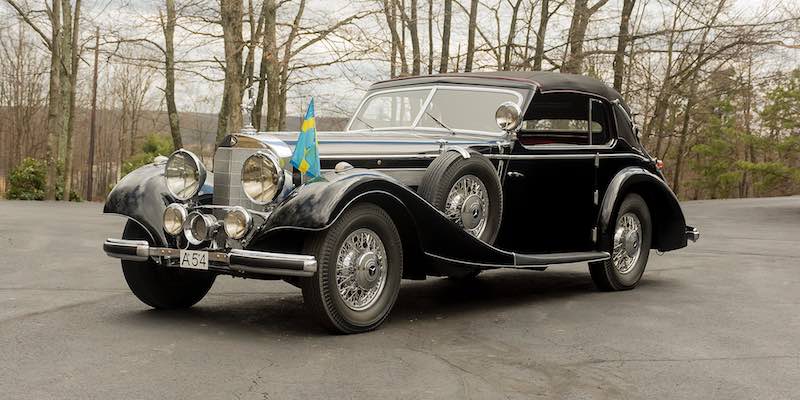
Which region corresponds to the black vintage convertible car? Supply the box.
[103,71,699,333]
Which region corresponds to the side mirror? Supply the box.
[495,102,522,132]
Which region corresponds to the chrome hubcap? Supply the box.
[613,212,642,274]
[445,175,489,238]
[335,228,387,311]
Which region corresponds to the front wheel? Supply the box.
[120,222,215,309]
[302,203,403,334]
[589,193,652,291]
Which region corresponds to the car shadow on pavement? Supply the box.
[111,269,674,337]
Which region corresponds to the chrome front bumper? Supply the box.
[686,226,700,243]
[103,238,317,278]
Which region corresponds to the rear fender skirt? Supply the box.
[598,167,688,252]
[258,169,518,266]
[103,162,213,247]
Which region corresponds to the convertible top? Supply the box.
[371,71,628,109]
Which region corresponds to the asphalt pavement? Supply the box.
[0,197,798,399]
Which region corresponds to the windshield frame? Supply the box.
[346,85,526,137]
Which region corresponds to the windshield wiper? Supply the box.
[425,111,455,135]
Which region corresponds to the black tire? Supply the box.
[120,221,215,309]
[418,151,503,244]
[589,193,652,291]
[301,203,403,334]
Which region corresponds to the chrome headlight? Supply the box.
[165,149,206,201]
[495,101,522,132]
[163,203,188,236]
[241,151,284,205]
[184,211,218,245]
[224,206,252,240]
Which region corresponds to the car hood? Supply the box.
[257,130,499,159]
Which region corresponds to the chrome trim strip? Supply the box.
[320,153,439,160]
[485,152,650,161]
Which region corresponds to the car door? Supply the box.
[496,93,613,254]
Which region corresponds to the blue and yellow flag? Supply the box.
[290,98,321,178]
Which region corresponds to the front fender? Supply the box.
[103,162,213,246]
[598,167,688,251]
[257,169,517,266]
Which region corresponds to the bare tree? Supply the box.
[160,0,182,149]
[60,0,83,201]
[464,0,478,72]
[396,0,421,75]
[612,0,636,91]
[563,0,609,73]
[438,0,452,72]
[217,0,245,141]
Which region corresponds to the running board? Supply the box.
[426,251,609,269]
[512,251,609,267]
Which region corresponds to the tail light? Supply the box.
[655,159,664,170]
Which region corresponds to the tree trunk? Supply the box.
[438,0,452,73]
[61,0,81,201]
[163,0,182,149]
[612,0,636,91]
[464,0,478,72]
[383,0,407,76]
[254,0,276,130]
[533,0,549,71]
[397,0,421,75]
[502,0,523,70]
[563,0,608,74]
[672,84,697,195]
[45,0,63,200]
[217,0,244,141]
[427,0,433,74]
[87,26,99,201]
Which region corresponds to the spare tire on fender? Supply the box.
[418,150,503,244]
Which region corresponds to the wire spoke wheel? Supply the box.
[444,174,489,238]
[612,212,642,275]
[335,228,388,311]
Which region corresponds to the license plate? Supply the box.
[179,250,209,270]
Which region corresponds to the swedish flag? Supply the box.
[290,98,321,178]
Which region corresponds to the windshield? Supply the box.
[348,89,431,130]
[417,89,521,134]
[348,87,523,135]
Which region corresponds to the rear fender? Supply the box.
[103,163,213,247]
[598,167,687,252]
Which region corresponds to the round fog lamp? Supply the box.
[224,207,252,240]
[163,204,188,236]
[184,212,218,245]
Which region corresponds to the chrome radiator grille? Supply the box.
[212,147,260,208]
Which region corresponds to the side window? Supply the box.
[519,93,612,146]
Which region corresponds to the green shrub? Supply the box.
[7,158,46,200]
[6,157,82,201]
[122,134,174,176]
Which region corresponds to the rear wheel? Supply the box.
[589,194,652,291]
[120,221,215,309]
[302,203,403,334]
